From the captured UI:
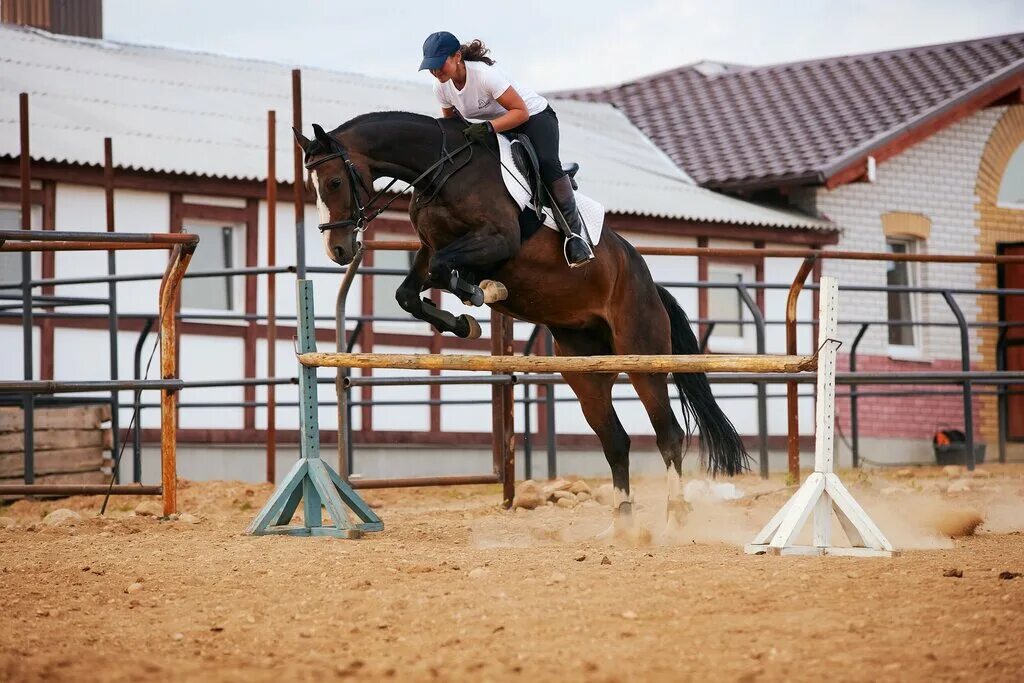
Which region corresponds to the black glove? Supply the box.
[463,121,495,144]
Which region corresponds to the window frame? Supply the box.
[885,237,924,359]
[178,219,245,315]
[705,260,757,353]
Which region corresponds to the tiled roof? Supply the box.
[556,34,1024,190]
[0,24,831,230]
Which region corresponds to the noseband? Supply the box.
[303,122,475,235]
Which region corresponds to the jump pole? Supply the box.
[745,276,896,557]
[246,279,382,537]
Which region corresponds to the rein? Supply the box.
[305,120,473,234]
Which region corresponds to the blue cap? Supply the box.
[419,31,460,71]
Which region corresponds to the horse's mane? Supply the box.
[305,111,436,158]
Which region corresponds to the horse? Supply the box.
[293,111,749,533]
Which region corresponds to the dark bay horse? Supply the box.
[294,112,748,531]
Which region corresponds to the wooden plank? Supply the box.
[767,472,825,549]
[0,428,112,454]
[298,352,818,374]
[0,405,111,433]
[0,470,107,487]
[0,447,106,477]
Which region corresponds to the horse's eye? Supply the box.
[329,177,343,190]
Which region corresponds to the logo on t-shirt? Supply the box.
[478,97,490,108]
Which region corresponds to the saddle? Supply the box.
[507,134,580,220]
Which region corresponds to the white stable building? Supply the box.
[0,23,840,484]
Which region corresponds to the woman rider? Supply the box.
[419,31,595,267]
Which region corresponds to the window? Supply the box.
[707,262,755,341]
[997,143,1024,208]
[180,222,241,310]
[372,249,413,320]
[0,208,23,295]
[886,238,919,348]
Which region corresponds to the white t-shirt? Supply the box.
[433,61,548,120]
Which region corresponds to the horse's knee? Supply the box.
[395,287,420,314]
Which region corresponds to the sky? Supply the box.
[103,0,1024,92]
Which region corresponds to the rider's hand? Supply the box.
[463,121,494,144]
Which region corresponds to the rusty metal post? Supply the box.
[491,311,516,506]
[103,138,121,481]
[292,69,306,279]
[266,110,277,483]
[785,256,816,482]
[158,245,193,516]
[19,92,35,487]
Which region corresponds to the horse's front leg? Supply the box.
[395,247,482,339]
[426,230,515,307]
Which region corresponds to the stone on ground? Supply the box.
[43,509,82,527]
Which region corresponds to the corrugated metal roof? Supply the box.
[0,24,831,230]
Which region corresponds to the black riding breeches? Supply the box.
[504,106,565,185]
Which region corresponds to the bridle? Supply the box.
[304,121,474,235]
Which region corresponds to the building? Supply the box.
[558,34,1024,462]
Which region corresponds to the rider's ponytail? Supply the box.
[460,39,495,65]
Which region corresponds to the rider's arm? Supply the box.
[489,87,529,133]
[440,106,458,118]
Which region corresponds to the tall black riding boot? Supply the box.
[549,175,595,268]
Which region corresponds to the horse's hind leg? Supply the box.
[549,327,634,534]
[628,371,692,532]
[611,308,692,531]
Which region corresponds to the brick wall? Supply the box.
[834,354,983,441]
[795,105,1024,447]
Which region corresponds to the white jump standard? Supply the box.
[745,277,897,557]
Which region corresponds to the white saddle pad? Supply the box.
[497,135,604,245]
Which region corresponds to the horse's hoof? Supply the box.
[480,279,508,304]
[455,314,482,339]
[666,498,692,533]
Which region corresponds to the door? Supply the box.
[999,243,1024,440]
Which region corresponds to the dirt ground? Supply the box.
[1,464,1023,682]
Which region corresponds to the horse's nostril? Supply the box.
[333,245,349,263]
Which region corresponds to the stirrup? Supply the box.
[563,234,595,268]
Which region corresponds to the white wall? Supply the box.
[810,107,1005,362]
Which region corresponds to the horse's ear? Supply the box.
[312,123,333,148]
[292,127,311,153]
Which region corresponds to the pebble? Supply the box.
[552,490,575,502]
[43,509,81,527]
[555,496,576,509]
[998,571,1021,580]
[568,480,591,494]
[621,611,638,620]
[601,556,612,566]
[576,491,592,502]
[512,480,544,510]
[178,513,201,524]
[947,479,971,494]
[0,517,16,529]
[125,582,145,594]
[134,501,163,517]
[943,568,963,578]
[574,554,587,562]
[468,567,488,579]
[894,469,914,479]
[173,633,184,641]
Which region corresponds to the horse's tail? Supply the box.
[656,285,750,476]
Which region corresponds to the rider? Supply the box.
[419,31,595,268]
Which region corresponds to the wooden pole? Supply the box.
[157,246,193,516]
[299,352,818,375]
